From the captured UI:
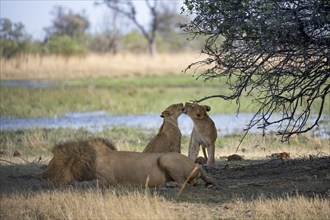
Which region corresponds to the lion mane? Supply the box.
[42,138,116,186]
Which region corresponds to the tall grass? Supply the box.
[0,189,182,220]
[1,53,207,80]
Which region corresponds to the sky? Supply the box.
[0,0,182,41]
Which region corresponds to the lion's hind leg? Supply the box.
[199,167,216,186]
[158,155,186,186]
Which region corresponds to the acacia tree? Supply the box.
[181,0,330,141]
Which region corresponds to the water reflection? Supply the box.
[0,80,56,88]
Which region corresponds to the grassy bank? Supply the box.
[2,74,328,118]
[1,53,328,118]
[0,74,258,118]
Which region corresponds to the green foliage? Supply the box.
[44,35,87,56]
[0,18,41,58]
[0,18,27,41]
[0,40,21,58]
[122,30,148,53]
[0,39,42,58]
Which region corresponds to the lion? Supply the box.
[42,138,215,187]
[195,156,207,165]
[227,154,244,161]
[42,138,116,186]
[143,103,183,153]
[183,102,217,166]
[267,152,291,160]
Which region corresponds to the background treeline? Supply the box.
[0,6,203,59]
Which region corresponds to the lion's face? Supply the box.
[183,102,211,120]
[160,103,184,118]
[42,156,75,186]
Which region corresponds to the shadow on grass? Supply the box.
[157,156,330,204]
[0,159,50,194]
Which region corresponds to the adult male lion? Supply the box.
[183,102,217,165]
[42,138,116,186]
[42,138,214,187]
[143,103,183,153]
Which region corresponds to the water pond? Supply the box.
[1,111,328,138]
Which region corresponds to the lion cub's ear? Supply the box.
[203,105,211,112]
[161,110,172,118]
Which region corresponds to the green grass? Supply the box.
[1,74,328,118]
[0,75,255,118]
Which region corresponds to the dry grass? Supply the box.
[1,188,328,220]
[215,133,330,160]
[0,189,182,220]
[1,53,206,80]
[214,195,330,219]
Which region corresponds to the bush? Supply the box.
[44,35,87,56]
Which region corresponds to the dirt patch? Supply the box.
[1,156,329,203]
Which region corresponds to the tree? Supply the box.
[44,6,90,38]
[88,9,122,54]
[102,0,180,57]
[181,0,330,141]
[43,6,90,56]
[0,18,38,58]
[0,18,26,41]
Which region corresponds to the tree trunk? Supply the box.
[148,38,157,58]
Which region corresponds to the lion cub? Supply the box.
[183,102,217,165]
[143,103,183,153]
